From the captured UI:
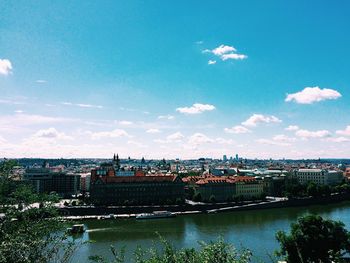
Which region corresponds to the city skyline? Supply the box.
[1,1,350,159]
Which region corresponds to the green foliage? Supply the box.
[193,192,202,202]
[306,182,333,197]
[306,182,320,197]
[276,214,350,263]
[0,160,78,263]
[283,178,306,198]
[209,195,216,203]
[175,198,184,205]
[90,237,251,263]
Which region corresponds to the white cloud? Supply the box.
[324,137,350,143]
[285,87,342,104]
[206,44,247,61]
[212,45,237,55]
[36,80,47,83]
[0,114,74,132]
[208,60,216,65]
[295,129,331,138]
[167,132,184,141]
[127,140,147,148]
[176,103,216,114]
[336,125,350,136]
[215,137,235,145]
[61,102,103,109]
[14,110,24,114]
[0,99,24,105]
[119,120,133,126]
[272,134,296,142]
[146,128,161,134]
[221,53,247,60]
[154,132,184,144]
[0,135,7,144]
[0,59,12,75]
[158,115,175,120]
[242,114,282,127]
[33,127,72,140]
[90,129,130,140]
[224,125,251,134]
[188,133,214,145]
[76,103,103,109]
[285,125,299,131]
[256,138,291,147]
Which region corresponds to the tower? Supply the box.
[113,153,120,170]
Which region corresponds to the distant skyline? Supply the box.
[0,1,350,159]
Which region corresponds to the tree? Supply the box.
[306,182,320,197]
[90,237,251,263]
[193,192,202,202]
[283,178,306,198]
[0,160,77,263]
[209,195,216,203]
[276,215,350,263]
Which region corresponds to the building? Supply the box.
[23,168,80,197]
[80,173,91,193]
[293,169,343,186]
[195,177,235,202]
[190,175,265,202]
[211,168,237,176]
[90,167,184,205]
[234,176,264,199]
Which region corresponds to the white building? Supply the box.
[293,169,343,186]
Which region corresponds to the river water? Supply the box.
[71,201,350,262]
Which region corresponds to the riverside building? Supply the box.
[23,167,80,197]
[293,168,343,186]
[90,155,185,205]
[185,175,265,202]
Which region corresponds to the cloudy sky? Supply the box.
[0,1,350,159]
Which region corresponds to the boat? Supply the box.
[67,224,85,234]
[136,211,176,220]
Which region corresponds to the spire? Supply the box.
[114,153,120,170]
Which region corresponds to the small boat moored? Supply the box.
[67,224,85,234]
[136,211,176,220]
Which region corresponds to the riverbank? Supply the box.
[59,193,350,219]
[69,201,350,263]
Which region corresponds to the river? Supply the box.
[70,201,350,262]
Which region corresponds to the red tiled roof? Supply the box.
[195,175,256,185]
[182,176,205,183]
[99,175,179,184]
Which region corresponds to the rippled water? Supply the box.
[70,201,350,262]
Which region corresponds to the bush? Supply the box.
[276,215,350,263]
[193,192,202,202]
[175,198,184,205]
[209,195,216,203]
[89,237,252,263]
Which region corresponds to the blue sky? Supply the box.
[0,1,350,159]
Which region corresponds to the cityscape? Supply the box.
[1,1,350,263]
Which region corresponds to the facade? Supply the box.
[211,168,237,176]
[80,173,91,192]
[23,168,80,197]
[293,169,343,186]
[195,177,235,202]
[234,176,264,199]
[192,175,264,202]
[90,172,185,205]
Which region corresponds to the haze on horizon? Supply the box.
[0,1,349,160]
